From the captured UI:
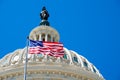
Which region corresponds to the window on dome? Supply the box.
[47,34,51,42]
[73,57,78,62]
[83,61,88,67]
[53,37,55,42]
[43,38,45,41]
[38,54,43,57]
[41,34,45,41]
[63,54,67,59]
[93,67,97,73]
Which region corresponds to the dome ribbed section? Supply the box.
[0,47,104,80]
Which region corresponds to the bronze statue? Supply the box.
[40,7,49,20]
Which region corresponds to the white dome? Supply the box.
[0,47,104,80]
[0,25,104,80]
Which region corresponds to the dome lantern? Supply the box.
[29,7,60,42]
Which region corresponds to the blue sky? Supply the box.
[0,0,120,80]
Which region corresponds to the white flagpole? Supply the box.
[24,36,29,80]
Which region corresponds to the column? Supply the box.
[33,35,37,40]
[45,34,48,42]
[39,34,42,41]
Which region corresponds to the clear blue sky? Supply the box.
[0,0,120,80]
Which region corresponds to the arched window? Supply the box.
[83,61,88,67]
[92,66,97,73]
[53,37,55,42]
[38,54,43,58]
[47,34,51,42]
[73,56,78,62]
[41,34,45,41]
[63,54,67,59]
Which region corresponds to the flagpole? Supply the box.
[24,36,29,80]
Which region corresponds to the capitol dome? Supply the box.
[0,7,104,80]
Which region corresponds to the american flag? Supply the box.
[29,39,64,57]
